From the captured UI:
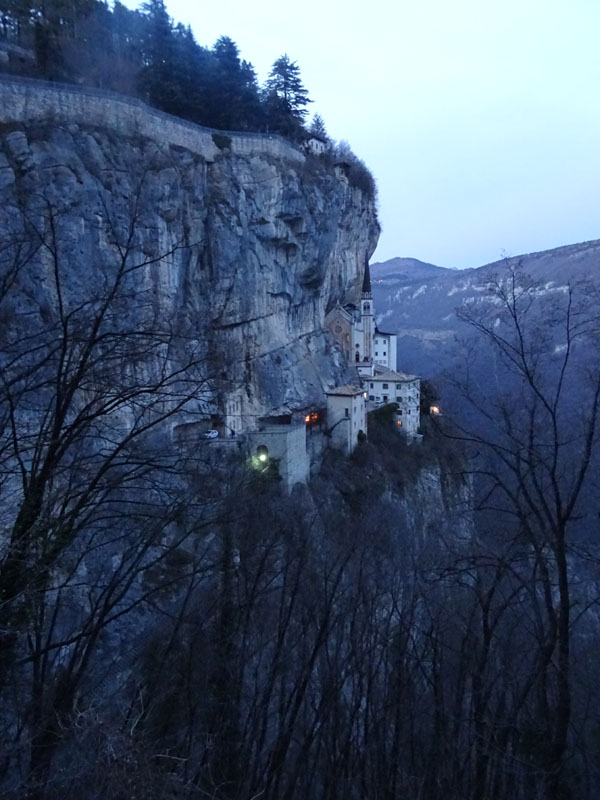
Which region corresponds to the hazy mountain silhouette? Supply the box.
[371,239,600,378]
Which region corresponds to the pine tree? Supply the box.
[263,54,311,137]
[208,36,262,130]
[138,0,176,110]
[309,113,328,141]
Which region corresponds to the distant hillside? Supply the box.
[371,239,600,377]
[370,257,450,280]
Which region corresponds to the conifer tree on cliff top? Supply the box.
[263,54,312,137]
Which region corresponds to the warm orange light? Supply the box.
[305,415,311,423]
[397,420,402,427]
[430,406,440,415]
[311,413,318,421]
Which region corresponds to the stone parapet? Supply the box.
[0,75,305,164]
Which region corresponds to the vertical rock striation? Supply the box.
[0,86,379,422]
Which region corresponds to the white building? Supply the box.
[325,385,367,454]
[306,136,327,155]
[373,328,397,372]
[366,371,421,435]
[247,422,310,490]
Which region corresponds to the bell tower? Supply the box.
[360,261,373,366]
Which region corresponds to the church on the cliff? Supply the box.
[325,263,397,376]
[325,263,421,436]
[325,263,398,377]
[215,262,421,487]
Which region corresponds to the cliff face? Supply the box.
[204,150,378,413]
[0,80,379,423]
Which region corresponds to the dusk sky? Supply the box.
[141,0,600,268]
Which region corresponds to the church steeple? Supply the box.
[361,261,372,297]
[359,261,373,370]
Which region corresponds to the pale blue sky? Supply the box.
[133,0,600,268]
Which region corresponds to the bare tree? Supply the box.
[0,172,234,798]
[442,263,600,799]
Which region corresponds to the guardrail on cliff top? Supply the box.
[0,73,306,162]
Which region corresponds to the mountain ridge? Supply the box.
[372,237,600,281]
[370,237,600,377]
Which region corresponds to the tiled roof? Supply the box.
[326,385,365,397]
[371,370,418,382]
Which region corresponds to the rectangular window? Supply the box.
[370,382,374,388]
[369,395,375,401]
[396,383,402,389]
[345,408,349,417]
[382,383,388,389]
[383,352,386,356]
[375,351,378,356]
[398,409,403,415]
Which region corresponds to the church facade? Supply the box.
[325,262,398,378]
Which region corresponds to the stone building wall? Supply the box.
[247,424,309,490]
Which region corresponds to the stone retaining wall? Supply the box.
[0,75,305,164]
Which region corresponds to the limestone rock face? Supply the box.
[0,117,379,423]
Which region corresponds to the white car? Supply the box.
[201,430,219,439]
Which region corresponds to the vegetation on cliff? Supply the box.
[0,0,379,199]
[1,0,306,138]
